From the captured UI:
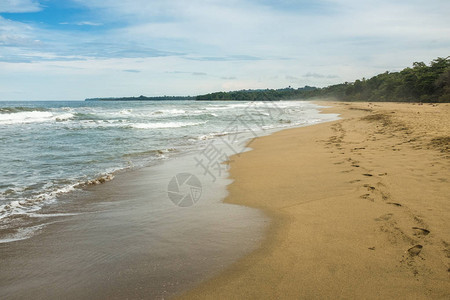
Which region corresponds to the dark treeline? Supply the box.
[305,56,450,102]
[196,57,450,102]
[86,57,449,103]
[86,95,195,101]
[195,86,316,101]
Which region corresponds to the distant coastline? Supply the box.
[195,57,449,102]
[84,86,317,102]
[86,56,449,103]
[85,95,195,101]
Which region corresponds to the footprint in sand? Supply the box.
[442,241,450,258]
[360,194,374,201]
[363,184,376,191]
[381,192,389,201]
[412,227,430,236]
[348,179,361,184]
[375,213,393,221]
[407,244,423,256]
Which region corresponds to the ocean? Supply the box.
[0,100,338,243]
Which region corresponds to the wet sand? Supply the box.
[181,102,450,299]
[0,151,268,299]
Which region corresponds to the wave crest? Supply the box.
[0,111,74,125]
[130,121,206,129]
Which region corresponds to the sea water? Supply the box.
[0,100,338,242]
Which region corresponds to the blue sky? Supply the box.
[0,0,449,100]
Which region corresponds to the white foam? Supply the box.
[54,113,75,121]
[0,184,77,220]
[152,109,185,115]
[119,109,132,115]
[0,223,48,243]
[131,121,206,129]
[0,111,53,124]
[29,212,80,218]
[0,111,74,125]
[198,132,229,140]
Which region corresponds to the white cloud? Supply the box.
[78,0,450,61]
[60,21,103,26]
[0,16,39,47]
[0,0,42,13]
[1,0,450,99]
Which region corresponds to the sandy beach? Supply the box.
[1,101,448,299]
[181,101,450,299]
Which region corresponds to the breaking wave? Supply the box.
[0,111,74,125]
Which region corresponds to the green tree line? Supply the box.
[195,86,316,101]
[196,56,450,102]
[86,95,195,101]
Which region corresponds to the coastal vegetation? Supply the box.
[195,86,316,101]
[86,95,195,101]
[195,56,450,102]
[85,57,450,103]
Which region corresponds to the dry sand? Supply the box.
[180,102,450,299]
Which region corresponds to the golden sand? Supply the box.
[180,102,450,299]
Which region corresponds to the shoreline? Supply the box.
[1,101,448,299]
[1,100,339,299]
[0,101,338,299]
[180,101,450,299]
[0,148,269,299]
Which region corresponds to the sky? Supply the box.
[0,0,449,100]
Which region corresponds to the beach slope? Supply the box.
[180,102,450,299]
